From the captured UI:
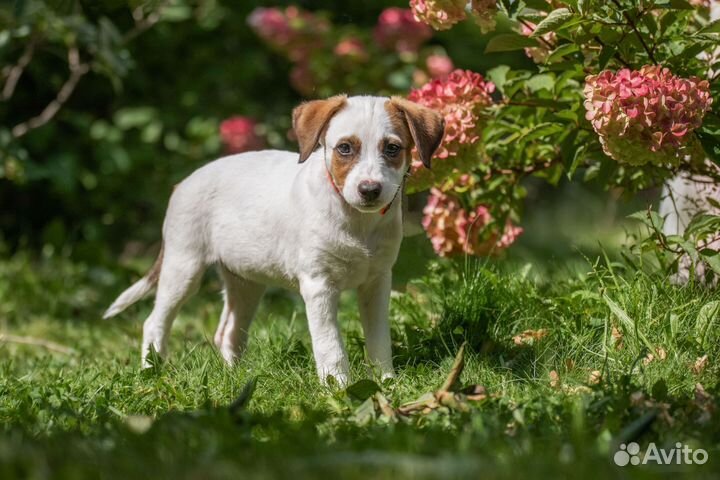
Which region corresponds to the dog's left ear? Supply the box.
[388,97,445,169]
[293,95,348,163]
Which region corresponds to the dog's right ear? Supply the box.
[293,95,348,163]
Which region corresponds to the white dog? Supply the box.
[104,95,444,385]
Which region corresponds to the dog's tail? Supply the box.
[103,246,164,319]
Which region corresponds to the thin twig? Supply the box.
[518,19,555,50]
[2,37,37,101]
[9,2,168,139]
[610,0,657,64]
[11,46,89,138]
[123,3,167,43]
[593,35,632,68]
[0,333,77,355]
[482,159,557,180]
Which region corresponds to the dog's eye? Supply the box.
[384,144,401,157]
[336,143,353,156]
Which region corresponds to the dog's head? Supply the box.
[293,95,444,213]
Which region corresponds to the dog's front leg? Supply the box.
[358,271,395,380]
[300,277,350,386]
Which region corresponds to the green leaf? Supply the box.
[346,379,382,401]
[700,249,720,276]
[651,379,668,400]
[228,377,257,416]
[598,45,617,70]
[113,107,157,130]
[485,33,539,53]
[686,214,720,238]
[486,65,511,94]
[352,397,376,426]
[546,43,579,63]
[519,122,565,142]
[695,301,719,349]
[566,143,586,180]
[526,74,555,93]
[603,294,654,352]
[669,0,694,9]
[699,19,720,34]
[532,8,573,37]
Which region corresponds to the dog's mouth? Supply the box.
[354,201,384,213]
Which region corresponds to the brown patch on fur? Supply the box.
[330,135,361,190]
[292,95,348,163]
[377,138,406,169]
[147,244,164,286]
[384,101,414,170]
[386,97,445,168]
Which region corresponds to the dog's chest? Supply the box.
[314,226,400,288]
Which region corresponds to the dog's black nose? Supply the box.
[358,181,382,202]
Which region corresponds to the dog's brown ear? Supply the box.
[388,97,444,169]
[293,95,348,163]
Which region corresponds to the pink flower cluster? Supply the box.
[422,188,523,256]
[410,0,497,33]
[248,6,331,95]
[584,66,713,166]
[334,36,368,61]
[219,117,265,154]
[426,54,454,78]
[406,69,495,189]
[374,7,432,54]
[247,7,328,62]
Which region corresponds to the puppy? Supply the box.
[104,95,444,385]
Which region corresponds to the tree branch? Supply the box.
[11,47,89,138]
[518,19,555,50]
[0,333,77,355]
[9,2,168,139]
[1,37,37,101]
[123,3,167,43]
[610,0,657,64]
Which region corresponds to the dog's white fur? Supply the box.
[104,95,443,385]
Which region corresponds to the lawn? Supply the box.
[1,193,719,479]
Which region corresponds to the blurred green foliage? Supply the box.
[0,0,530,263]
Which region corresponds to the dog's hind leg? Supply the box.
[141,251,205,368]
[213,267,265,365]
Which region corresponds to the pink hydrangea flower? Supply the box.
[334,36,368,61]
[248,6,328,62]
[406,69,495,190]
[520,21,556,63]
[374,7,432,54]
[584,66,713,166]
[422,188,523,256]
[219,117,265,154]
[410,0,497,33]
[426,54,454,78]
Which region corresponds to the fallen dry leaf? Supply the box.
[588,370,602,385]
[549,370,561,389]
[397,344,490,416]
[611,326,623,350]
[462,384,488,402]
[692,355,709,375]
[512,329,549,347]
[694,383,715,425]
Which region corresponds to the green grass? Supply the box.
[1,244,719,479]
